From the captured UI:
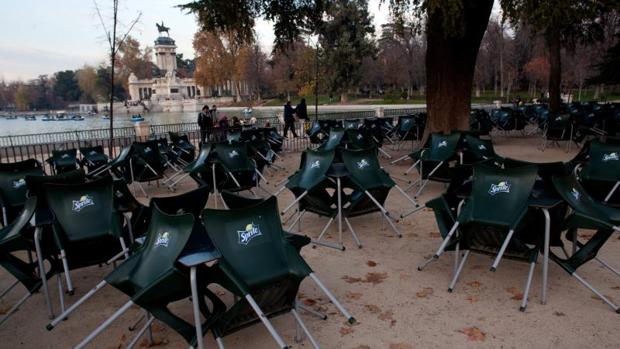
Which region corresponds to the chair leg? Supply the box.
[414,161,443,198]
[604,181,620,202]
[594,257,620,278]
[344,217,362,248]
[47,280,108,330]
[126,314,155,349]
[216,337,226,349]
[34,227,54,319]
[404,160,420,175]
[57,274,65,313]
[244,294,288,349]
[490,229,515,272]
[1,207,6,227]
[59,249,74,294]
[308,273,356,324]
[128,312,146,331]
[0,280,20,299]
[519,261,537,312]
[297,302,327,320]
[291,309,320,349]
[73,300,134,349]
[448,251,470,293]
[572,272,620,313]
[282,191,308,215]
[390,153,409,165]
[0,290,33,327]
[316,217,335,242]
[190,267,205,349]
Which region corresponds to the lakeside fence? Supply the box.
[0,108,425,172]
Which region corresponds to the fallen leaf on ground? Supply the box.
[415,287,434,298]
[458,327,486,342]
[466,295,479,303]
[367,260,377,267]
[611,286,620,290]
[353,346,371,349]
[429,231,441,238]
[378,310,394,321]
[303,298,317,306]
[390,343,415,349]
[505,287,524,300]
[339,327,355,336]
[364,304,381,314]
[346,291,363,300]
[365,272,388,285]
[466,281,481,289]
[553,311,566,317]
[139,338,168,347]
[342,275,363,284]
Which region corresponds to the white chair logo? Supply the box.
[72,195,95,212]
[488,181,511,195]
[602,152,619,161]
[478,144,487,150]
[89,150,97,155]
[12,178,26,189]
[238,223,262,245]
[438,140,448,148]
[229,150,239,158]
[570,188,580,201]
[310,160,321,169]
[144,147,152,153]
[357,159,369,169]
[61,153,70,158]
[155,231,170,247]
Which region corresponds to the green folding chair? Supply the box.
[462,135,501,164]
[169,131,197,163]
[422,163,548,311]
[165,143,214,191]
[578,140,620,205]
[0,159,44,226]
[47,149,79,174]
[130,140,169,197]
[46,203,221,349]
[202,196,355,348]
[0,197,59,326]
[212,142,269,198]
[88,145,134,178]
[318,128,345,151]
[79,145,109,174]
[552,174,620,313]
[43,176,129,303]
[403,132,462,198]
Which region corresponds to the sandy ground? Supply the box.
[1,133,619,349]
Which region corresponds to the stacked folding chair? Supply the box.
[169,131,197,163]
[551,174,620,313]
[420,163,560,311]
[165,143,214,191]
[87,145,133,179]
[46,186,220,349]
[279,147,417,250]
[395,132,462,198]
[317,128,345,151]
[128,140,170,197]
[47,149,79,174]
[541,114,574,152]
[263,127,284,152]
[577,140,620,205]
[201,196,356,348]
[391,114,425,149]
[79,145,109,174]
[469,109,494,136]
[0,159,44,226]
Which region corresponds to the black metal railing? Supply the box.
[0,108,421,171]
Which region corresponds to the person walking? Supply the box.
[295,98,309,135]
[197,105,211,144]
[283,101,298,138]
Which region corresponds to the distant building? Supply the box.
[127,25,248,113]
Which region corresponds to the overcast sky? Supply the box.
[0,0,392,81]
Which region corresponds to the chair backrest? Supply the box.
[552,174,609,220]
[459,163,537,228]
[464,135,496,161]
[286,149,335,191]
[113,204,194,290]
[321,128,345,151]
[45,176,118,242]
[203,196,309,287]
[79,145,106,158]
[151,185,209,219]
[51,149,78,172]
[427,132,461,161]
[132,140,165,177]
[398,115,416,132]
[0,159,44,209]
[187,143,213,172]
[341,148,394,190]
[227,132,241,143]
[344,119,361,130]
[25,170,86,210]
[214,142,255,172]
[581,141,620,182]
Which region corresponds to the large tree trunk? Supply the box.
[425,0,494,137]
[546,27,562,113]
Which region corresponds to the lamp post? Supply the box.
[313,36,320,121]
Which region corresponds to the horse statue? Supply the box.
[156,22,170,36]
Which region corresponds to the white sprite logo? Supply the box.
[478,144,487,150]
[155,232,171,248]
[12,178,26,189]
[229,150,239,158]
[356,158,369,169]
[238,223,262,245]
[438,140,448,148]
[571,188,580,201]
[488,181,511,195]
[310,160,321,169]
[602,152,619,161]
[72,195,95,212]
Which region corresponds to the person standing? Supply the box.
[295,98,308,135]
[210,105,218,120]
[283,101,298,138]
[197,105,211,144]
